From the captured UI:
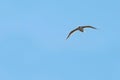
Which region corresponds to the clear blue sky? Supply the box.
[0,0,120,80]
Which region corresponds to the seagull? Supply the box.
[66,26,96,39]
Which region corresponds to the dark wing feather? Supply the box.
[82,26,96,29]
[66,28,78,39]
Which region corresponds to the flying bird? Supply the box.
[66,26,96,39]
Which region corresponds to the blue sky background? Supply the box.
[0,0,120,80]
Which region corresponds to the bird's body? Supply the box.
[66,26,96,39]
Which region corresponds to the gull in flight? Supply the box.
[66,26,96,39]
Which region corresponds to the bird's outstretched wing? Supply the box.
[66,28,78,39]
[82,26,96,29]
